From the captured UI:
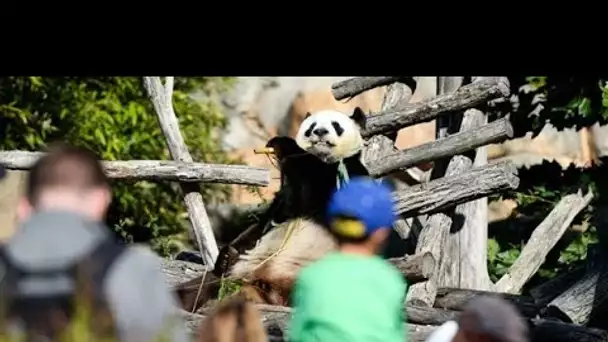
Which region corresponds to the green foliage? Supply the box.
[501,76,608,138]
[0,77,237,255]
[218,277,243,300]
[486,77,608,289]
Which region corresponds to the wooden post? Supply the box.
[143,76,219,267]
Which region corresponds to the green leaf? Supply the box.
[578,97,592,117]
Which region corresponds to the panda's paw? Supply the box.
[213,245,240,277]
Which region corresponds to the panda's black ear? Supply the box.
[304,112,312,119]
[351,107,366,128]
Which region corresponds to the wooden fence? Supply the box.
[3,76,604,341]
[167,76,605,341]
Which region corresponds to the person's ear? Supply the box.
[17,197,33,223]
[369,228,391,247]
[88,187,112,220]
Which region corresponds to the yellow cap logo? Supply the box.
[330,218,365,238]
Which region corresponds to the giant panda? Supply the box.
[225,107,376,306]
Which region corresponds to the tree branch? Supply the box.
[367,117,513,177]
[331,76,414,101]
[394,162,520,218]
[0,151,270,186]
[495,190,594,294]
[361,78,510,138]
[143,76,219,267]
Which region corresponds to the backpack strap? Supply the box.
[83,235,126,290]
[71,234,126,338]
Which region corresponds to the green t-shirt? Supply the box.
[288,252,407,342]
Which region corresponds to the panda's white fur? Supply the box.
[228,218,337,305]
[295,109,365,164]
[227,107,367,306]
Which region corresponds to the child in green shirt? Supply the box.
[289,177,407,342]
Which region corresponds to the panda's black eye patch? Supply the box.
[304,122,317,138]
[331,121,344,137]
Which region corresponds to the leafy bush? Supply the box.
[0,77,236,256]
[487,77,608,290]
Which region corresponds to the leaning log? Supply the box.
[331,76,412,100]
[394,162,520,217]
[434,287,540,318]
[0,151,270,186]
[361,78,510,138]
[144,77,219,267]
[495,190,594,294]
[529,266,585,307]
[544,256,608,325]
[367,117,513,177]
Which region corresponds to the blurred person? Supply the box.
[289,177,407,342]
[425,296,529,342]
[0,143,188,342]
[197,296,268,342]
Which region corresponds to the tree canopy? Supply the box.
[0,76,236,256]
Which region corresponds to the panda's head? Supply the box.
[295,107,366,164]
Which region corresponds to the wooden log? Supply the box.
[389,251,436,283]
[182,307,434,342]
[531,319,608,342]
[361,77,510,138]
[164,251,435,292]
[495,190,594,294]
[368,117,513,178]
[143,76,218,267]
[331,76,414,101]
[529,266,585,308]
[406,214,452,307]
[361,81,417,245]
[406,305,608,342]
[394,162,520,218]
[182,304,608,342]
[544,257,608,325]
[0,151,270,186]
[161,259,208,288]
[436,80,498,290]
[407,106,485,307]
[434,287,540,318]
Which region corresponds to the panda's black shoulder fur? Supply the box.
[264,136,369,226]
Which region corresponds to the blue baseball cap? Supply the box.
[326,177,396,238]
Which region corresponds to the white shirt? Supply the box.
[425,320,460,342]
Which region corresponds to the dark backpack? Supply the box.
[0,236,125,341]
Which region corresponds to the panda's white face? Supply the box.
[295,108,366,164]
